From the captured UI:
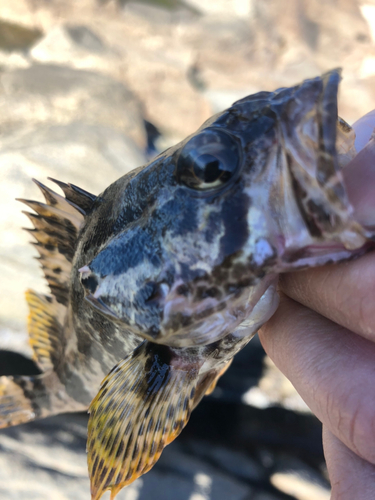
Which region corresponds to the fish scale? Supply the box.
[0,69,374,500]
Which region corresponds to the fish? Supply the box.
[0,68,374,500]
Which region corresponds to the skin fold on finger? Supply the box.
[259,292,375,466]
[278,251,375,343]
[323,426,375,500]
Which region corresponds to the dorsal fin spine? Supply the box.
[48,177,97,213]
[18,178,95,307]
[32,178,87,215]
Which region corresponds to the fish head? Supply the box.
[75,69,372,347]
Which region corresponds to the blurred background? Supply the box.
[0,0,374,498]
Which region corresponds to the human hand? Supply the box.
[259,111,375,499]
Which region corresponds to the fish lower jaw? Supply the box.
[280,241,374,270]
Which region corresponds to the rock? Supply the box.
[0,51,29,70]
[30,24,121,75]
[31,24,106,60]
[242,355,311,413]
[177,0,375,123]
[123,45,212,141]
[0,19,42,51]
[0,413,252,500]
[0,350,40,376]
[0,121,146,354]
[204,88,260,114]
[65,25,106,52]
[0,402,329,499]
[151,446,252,500]
[0,64,146,147]
[185,399,325,468]
[124,1,200,20]
[0,63,147,353]
[184,0,251,16]
[186,440,266,483]
[271,457,330,500]
[27,17,212,140]
[252,494,285,500]
[1,0,375,128]
[210,334,309,415]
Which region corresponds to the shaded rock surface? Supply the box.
[0,19,42,51]
[2,0,374,137]
[0,413,254,500]
[0,63,147,350]
[0,339,329,500]
[0,64,146,146]
[0,398,329,500]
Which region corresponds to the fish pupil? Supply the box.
[194,154,221,183]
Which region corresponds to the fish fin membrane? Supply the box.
[26,289,65,372]
[47,177,97,214]
[87,342,201,500]
[0,374,48,428]
[204,359,233,396]
[17,178,96,306]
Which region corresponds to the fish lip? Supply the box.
[318,68,341,162]
[282,241,375,269]
[84,294,119,319]
[272,69,368,252]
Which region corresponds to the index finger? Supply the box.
[279,251,375,342]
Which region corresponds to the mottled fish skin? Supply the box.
[0,69,374,500]
[75,69,371,349]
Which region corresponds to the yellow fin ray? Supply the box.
[26,289,64,372]
[204,359,233,396]
[0,376,38,428]
[87,342,202,500]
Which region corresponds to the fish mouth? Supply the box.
[282,241,374,269]
[275,69,370,254]
[316,68,340,166]
[287,69,342,235]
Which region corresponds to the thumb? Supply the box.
[342,111,375,229]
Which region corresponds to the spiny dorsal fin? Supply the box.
[17,179,96,306]
[33,178,87,216]
[48,177,97,214]
[87,342,205,500]
[25,289,65,372]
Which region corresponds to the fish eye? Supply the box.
[176,129,240,190]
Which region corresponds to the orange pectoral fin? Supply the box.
[204,359,233,396]
[87,342,203,500]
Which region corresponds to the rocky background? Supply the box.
[1,0,375,498]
